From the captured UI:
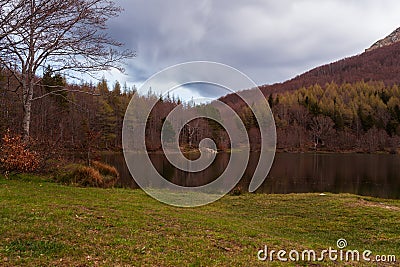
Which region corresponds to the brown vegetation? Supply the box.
[0,130,40,173]
[57,161,119,188]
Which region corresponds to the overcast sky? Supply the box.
[103,0,400,101]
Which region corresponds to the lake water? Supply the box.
[102,152,400,199]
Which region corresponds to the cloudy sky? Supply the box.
[103,0,400,101]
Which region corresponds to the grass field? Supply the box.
[0,174,399,266]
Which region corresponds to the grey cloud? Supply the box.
[106,0,400,98]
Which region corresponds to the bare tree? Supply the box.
[310,115,335,149]
[0,0,32,40]
[0,0,134,141]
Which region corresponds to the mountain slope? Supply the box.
[218,29,400,153]
[257,41,400,96]
[366,27,400,52]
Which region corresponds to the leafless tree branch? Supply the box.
[0,0,135,140]
[31,88,100,101]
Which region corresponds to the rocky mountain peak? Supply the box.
[366,27,400,52]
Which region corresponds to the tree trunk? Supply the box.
[22,102,31,141]
[22,81,34,142]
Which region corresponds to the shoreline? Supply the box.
[105,148,399,155]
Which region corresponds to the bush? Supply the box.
[91,161,119,188]
[71,166,104,187]
[58,161,119,188]
[91,161,118,177]
[0,130,40,173]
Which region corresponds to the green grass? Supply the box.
[0,175,399,266]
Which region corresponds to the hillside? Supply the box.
[218,29,400,153]
[256,31,400,95]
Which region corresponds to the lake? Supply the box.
[102,152,400,199]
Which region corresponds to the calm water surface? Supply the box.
[102,152,400,199]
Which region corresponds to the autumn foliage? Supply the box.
[2,41,400,156]
[58,161,119,188]
[0,130,40,173]
[91,160,119,187]
[70,166,104,187]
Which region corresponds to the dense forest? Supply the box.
[0,68,132,153]
[0,67,230,157]
[271,81,400,152]
[2,68,400,160]
[220,81,400,153]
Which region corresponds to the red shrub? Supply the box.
[0,130,40,173]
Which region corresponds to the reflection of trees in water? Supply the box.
[150,153,229,187]
[102,153,400,199]
[260,153,400,198]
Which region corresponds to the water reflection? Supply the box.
[102,152,400,199]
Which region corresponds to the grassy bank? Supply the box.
[0,175,399,266]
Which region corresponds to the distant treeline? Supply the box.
[0,68,135,155]
[1,66,400,155]
[0,67,229,158]
[268,81,400,152]
[220,81,400,152]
